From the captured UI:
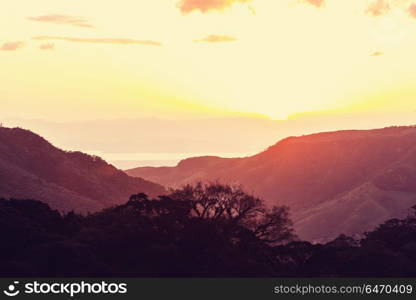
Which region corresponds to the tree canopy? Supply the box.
[1,184,416,277]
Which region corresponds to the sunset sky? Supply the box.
[2,0,416,167]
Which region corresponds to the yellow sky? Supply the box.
[2,0,416,121]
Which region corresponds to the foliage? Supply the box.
[1,185,416,277]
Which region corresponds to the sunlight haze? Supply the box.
[2,0,416,166]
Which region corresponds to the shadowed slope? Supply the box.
[0,127,165,213]
[127,126,416,241]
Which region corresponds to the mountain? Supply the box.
[0,127,165,213]
[127,126,416,241]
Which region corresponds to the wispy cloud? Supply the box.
[409,3,416,18]
[39,43,55,50]
[178,0,250,14]
[370,51,384,56]
[303,0,325,7]
[33,36,163,46]
[1,41,25,51]
[28,14,94,28]
[194,35,236,43]
[366,0,390,16]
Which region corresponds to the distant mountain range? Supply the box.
[0,127,165,213]
[127,126,416,241]
[2,125,416,242]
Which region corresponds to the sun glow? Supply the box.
[1,0,416,122]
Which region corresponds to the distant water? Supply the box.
[83,152,252,170]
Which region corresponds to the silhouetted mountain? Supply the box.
[127,126,416,241]
[0,127,165,213]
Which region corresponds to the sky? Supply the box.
[2,0,416,167]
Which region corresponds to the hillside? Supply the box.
[0,127,165,213]
[127,126,416,241]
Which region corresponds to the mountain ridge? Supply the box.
[126,125,416,241]
[0,126,165,213]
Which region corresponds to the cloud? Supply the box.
[366,0,390,16]
[39,43,55,50]
[28,14,93,28]
[409,3,416,18]
[303,0,325,7]
[33,36,163,46]
[178,0,250,14]
[370,51,384,56]
[1,41,25,51]
[194,35,236,43]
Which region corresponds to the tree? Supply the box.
[167,182,295,244]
